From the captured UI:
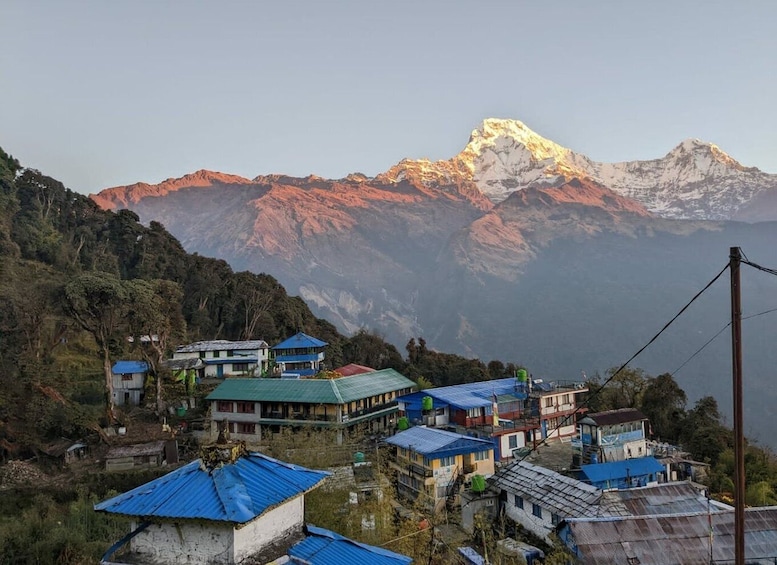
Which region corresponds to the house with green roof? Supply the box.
[206,368,417,444]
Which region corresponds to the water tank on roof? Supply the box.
[516,369,528,382]
[471,474,486,493]
[398,417,409,431]
[422,396,433,412]
[354,451,365,463]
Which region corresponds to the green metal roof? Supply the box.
[206,369,416,405]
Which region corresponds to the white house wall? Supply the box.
[128,497,304,564]
[498,432,526,459]
[130,522,234,564]
[504,496,556,542]
[233,496,304,562]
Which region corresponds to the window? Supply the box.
[121,374,133,381]
[436,407,445,416]
[237,422,256,434]
[440,456,455,467]
[551,513,560,526]
[217,401,233,412]
[199,351,206,359]
[532,504,542,518]
[236,401,255,414]
[514,495,523,509]
[508,435,518,449]
[227,350,235,356]
[233,363,249,372]
[474,451,489,461]
[544,397,554,408]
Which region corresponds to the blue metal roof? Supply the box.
[112,360,149,374]
[273,332,328,350]
[581,457,664,484]
[398,377,527,410]
[385,426,493,458]
[94,452,329,524]
[289,525,412,565]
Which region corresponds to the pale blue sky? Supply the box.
[1,1,775,194]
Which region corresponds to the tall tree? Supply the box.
[640,372,686,442]
[64,273,131,422]
[125,279,186,414]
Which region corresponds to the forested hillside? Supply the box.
[0,148,507,460]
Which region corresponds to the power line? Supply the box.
[519,262,730,459]
[671,306,777,377]
[742,258,777,278]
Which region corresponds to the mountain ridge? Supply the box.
[94,118,777,222]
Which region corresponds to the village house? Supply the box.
[111,360,149,406]
[271,331,327,377]
[576,407,651,465]
[95,438,411,565]
[487,459,725,542]
[385,426,495,513]
[396,373,587,461]
[206,368,417,444]
[103,439,178,472]
[490,460,603,541]
[172,339,269,378]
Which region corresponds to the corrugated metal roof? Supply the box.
[175,340,268,353]
[384,426,493,457]
[163,358,204,371]
[562,507,777,564]
[598,482,727,516]
[398,378,527,411]
[111,360,149,374]
[289,525,412,565]
[490,460,604,518]
[105,440,166,459]
[206,369,415,405]
[580,408,647,426]
[94,451,329,524]
[581,457,664,483]
[273,332,328,350]
[335,364,376,376]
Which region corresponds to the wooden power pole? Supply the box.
[730,246,745,565]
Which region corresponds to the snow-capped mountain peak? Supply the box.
[382,119,777,220]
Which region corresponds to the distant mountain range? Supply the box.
[92,119,777,445]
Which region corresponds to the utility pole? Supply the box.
[730,246,745,565]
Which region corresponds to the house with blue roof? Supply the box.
[396,376,588,461]
[579,456,664,490]
[271,331,328,377]
[385,426,495,513]
[95,438,412,565]
[172,339,270,378]
[111,360,149,406]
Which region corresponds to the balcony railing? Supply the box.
[348,400,398,420]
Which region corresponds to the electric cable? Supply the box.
[517,262,730,460]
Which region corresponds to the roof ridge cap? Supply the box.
[330,379,344,404]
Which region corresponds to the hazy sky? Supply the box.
[1,1,775,194]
